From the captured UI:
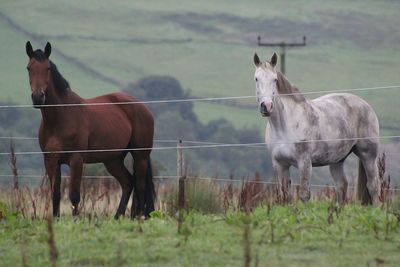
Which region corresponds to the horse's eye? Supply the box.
[255,78,258,82]
[26,67,30,71]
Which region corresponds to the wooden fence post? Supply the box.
[177,140,183,183]
[177,140,186,233]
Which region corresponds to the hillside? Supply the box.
[0,0,399,181]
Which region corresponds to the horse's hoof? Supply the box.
[130,214,146,221]
[71,205,79,217]
[299,190,311,202]
[372,199,381,207]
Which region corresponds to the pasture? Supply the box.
[1,178,400,267]
[1,1,400,266]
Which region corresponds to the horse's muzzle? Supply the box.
[31,91,46,108]
[260,102,272,117]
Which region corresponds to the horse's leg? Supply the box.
[355,142,380,205]
[44,155,61,217]
[68,154,83,216]
[298,158,312,202]
[104,159,134,219]
[358,155,380,206]
[329,162,348,204]
[144,159,155,216]
[131,153,149,218]
[273,159,291,203]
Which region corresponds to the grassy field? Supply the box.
[1,3,399,265]
[1,202,400,267]
[1,172,399,266]
[1,0,400,132]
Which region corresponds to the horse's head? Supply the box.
[26,41,52,107]
[253,52,278,117]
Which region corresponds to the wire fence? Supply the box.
[0,83,399,191]
[0,135,398,155]
[0,84,399,109]
[0,136,399,189]
[1,173,399,191]
[0,83,398,154]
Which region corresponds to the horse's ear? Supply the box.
[254,53,262,66]
[270,52,278,67]
[26,41,34,58]
[44,42,51,58]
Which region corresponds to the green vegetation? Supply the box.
[1,2,399,265]
[1,202,399,267]
[1,172,399,266]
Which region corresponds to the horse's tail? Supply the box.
[145,157,156,216]
[357,160,372,205]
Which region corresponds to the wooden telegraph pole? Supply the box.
[257,36,306,74]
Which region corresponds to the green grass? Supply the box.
[1,202,399,267]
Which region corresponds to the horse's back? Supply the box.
[86,92,152,122]
[86,92,137,106]
[85,92,154,149]
[312,93,379,139]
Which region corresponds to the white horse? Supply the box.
[253,52,380,205]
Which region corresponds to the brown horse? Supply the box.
[25,41,155,218]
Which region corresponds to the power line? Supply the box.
[0,85,399,109]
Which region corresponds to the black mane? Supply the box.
[32,49,71,95]
[50,61,70,95]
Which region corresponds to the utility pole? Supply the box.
[257,36,306,74]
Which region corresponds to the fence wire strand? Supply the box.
[1,84,399,190]
[1,174,399,191]
[0,135,398,156]
[0,85,399,109]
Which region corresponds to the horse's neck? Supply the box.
[268,95,313,139]
[40,82,83,125]
[268,97,287,132]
